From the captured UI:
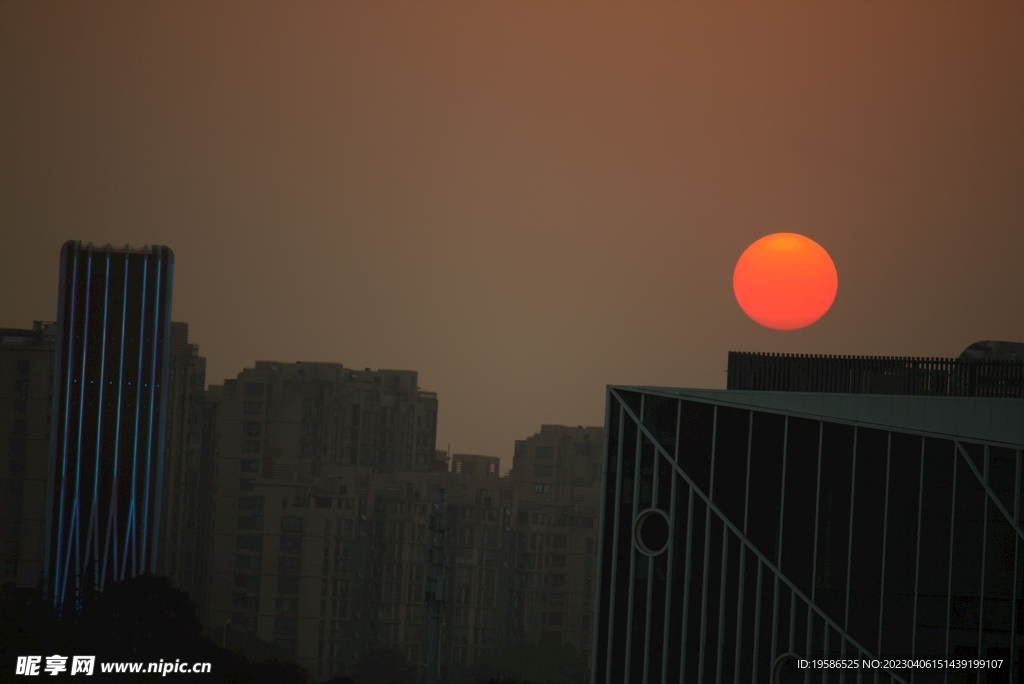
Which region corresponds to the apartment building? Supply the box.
[205,361,446,677]
[509,425,604,663]
[0,322,55,590]
[156,322,210,609]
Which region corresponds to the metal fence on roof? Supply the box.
[727,351,1024,397]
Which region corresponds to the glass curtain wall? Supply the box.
[592,387,1023,684]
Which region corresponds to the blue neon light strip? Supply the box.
[43,245,71,603]
[54,243,79,609]
[84,248,111,591]
[102,249,130,586]
[60,502,78,608]
[150,249,173,572]
[123,249,148,579]
[71,245,94,602]
[140,250,161,568]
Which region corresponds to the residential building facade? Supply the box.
[509,425,603,662]
[205,361,446,677]
[156,322,210,608]
[0,322,56,589]
[202,359,607,680]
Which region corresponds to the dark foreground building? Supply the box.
[593,386,1023,683]
[45,241,174,610]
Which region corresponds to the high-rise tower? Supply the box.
[45,241,174,610]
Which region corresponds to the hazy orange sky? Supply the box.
[2,1,1022,472]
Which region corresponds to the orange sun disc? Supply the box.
[733,233,838,330]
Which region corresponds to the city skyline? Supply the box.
[3,1,1023,472]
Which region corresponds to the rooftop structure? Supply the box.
[727,341,1024,397]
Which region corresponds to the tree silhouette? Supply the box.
[1,575,313,684]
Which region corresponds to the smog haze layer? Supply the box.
[2,1,1022,472]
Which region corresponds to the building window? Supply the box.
[239,496,264,510]
[245,382,264,398]
[243,402,263,415]
[232,593,259,611]
[241,440,261,453]
[243,421,262,438]
[279,556,301,573]
[237,516,263,531]
[535,446,553,460]
[548,612,563,626]
[240,459,260,472]
[276,597,298,613]
[549,574,565,587]
[235,554,261,570]
[234,574,259,591]
[534,465,554,478]
[236,535,263,551]
[315,497,331,508]
[533,484,552,494]
[280,536,301,553]
[278,576,300,593]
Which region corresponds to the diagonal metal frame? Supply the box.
[955,441,1024,543]
[609,388,911,684]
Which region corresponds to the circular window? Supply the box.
[771,653,801,684]
[632,508,670,556]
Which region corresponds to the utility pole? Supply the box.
[424,488,449,684]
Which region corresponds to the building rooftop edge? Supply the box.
[610,386,1024,448]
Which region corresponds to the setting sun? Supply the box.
[733,233,838,330]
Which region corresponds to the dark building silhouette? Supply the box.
[199,356,604,680]
[204,361,444,676]
[594,385,1023,683]
[156,322,210,610]
[509,425,603,659]
[1,322,56,589]
[728,342,1024,397]
[45,241,174,610]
